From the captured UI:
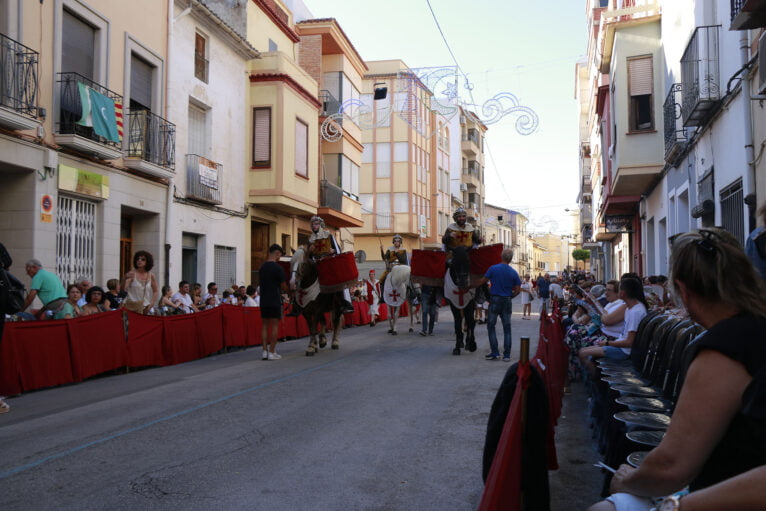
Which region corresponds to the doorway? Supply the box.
[182,233,198,285]
[251,221,270,285]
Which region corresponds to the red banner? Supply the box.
[126,312,165,368]
[67,310,126,381]
[6,320,74,393]
[195,307,224,357]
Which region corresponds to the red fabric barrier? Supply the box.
[296,314,310,337]
[126,312,165,367]
[67,310,127,381]
[358,301,370,325]
[378,305,388,321]
[222,305,248,347]
[195,307,224,357]
[162,313,202,365]
[478,362,531,511]
[8,320,74,392]
[0,324,22,395]
[243,307,263,346]
[281,315,298,339]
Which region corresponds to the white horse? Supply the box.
[383,265,419,335]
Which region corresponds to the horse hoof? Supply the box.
[387,329,393,334]
[409,328,413,333]
[331,344,339,350]
[319,341,327,349]
[466,341,477,352]
[452,348,461,356]
[305,351,315,357]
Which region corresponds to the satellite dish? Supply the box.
[355,250,367,263]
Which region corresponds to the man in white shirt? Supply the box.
[549,277,564,300]
[201,281,221,309]
[171,280,197,313]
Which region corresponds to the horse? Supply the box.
[444,246,478,355]
[382,264,421,335]
[290,248,345,356]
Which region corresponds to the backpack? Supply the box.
[0,268,26,315]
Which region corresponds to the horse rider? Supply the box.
[378,234,408,290]
[307,215,354,313]
[442,207,481,262]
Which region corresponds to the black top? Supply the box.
[258,261,285,308]
[686,313,766,491]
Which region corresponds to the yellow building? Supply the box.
[459,107,487,227]
[353,60,440,261]
[0,0,174,289]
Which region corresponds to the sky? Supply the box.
[302,0,588,234]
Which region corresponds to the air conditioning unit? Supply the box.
[459,183,468,191]
[758,31,766,96]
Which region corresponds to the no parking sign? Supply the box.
[40,194,53,223]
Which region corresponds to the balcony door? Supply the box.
[250,221,269,286]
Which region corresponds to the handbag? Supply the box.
[0,268,26,315]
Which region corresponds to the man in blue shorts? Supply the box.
[474,248,521,361]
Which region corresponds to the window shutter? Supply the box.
[130,54,153,110]
[62,10,95,80]
[629,56,653,96]
[253,108,271,165]
[188,104,207,157]
[295,119,308,177]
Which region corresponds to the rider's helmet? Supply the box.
[453,207,467,221]
[392,234,403,244]
[309,215,325,229]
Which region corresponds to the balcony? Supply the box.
[596,0,661,73]
[582,175,592,195]
[319,89,341,120]
[681,26,721,127]
[186,154,222,204]
[0,33,39,130]
[461,128,481,156]
[730,0,766,30]
[663,84,687,164]
[317,179,363,227]
[56,72,123,160]
[580,204,593,226]
[124,109,176,179]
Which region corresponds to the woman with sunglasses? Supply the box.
[123,251,159,315]
[589,228,766,511]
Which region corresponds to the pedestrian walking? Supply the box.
[259,244,288,360]
[474,248,521,361]
[520,274,534,319]
[537,273,550,312]
[123,251,160,315]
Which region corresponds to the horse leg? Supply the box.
[305,313,318,356]
[451,303,464,355]
[387,305,394,334]
[318,318,328,349]
[331,309,343,349]
[409,300,414,332]
[464,301,477,352]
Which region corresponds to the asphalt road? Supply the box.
[1,308,547,511]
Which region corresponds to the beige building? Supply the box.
[352,60,440,261]
[0,0,173,294]
[459,107,487,229]
[532,233,566,274]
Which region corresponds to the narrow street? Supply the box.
[0,301,600,510]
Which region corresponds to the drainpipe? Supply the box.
[740,30,757,231]
[164,0,177,288]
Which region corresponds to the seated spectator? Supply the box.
[159,285,183,315]
[588,228,766,510]
[74,276,94,307]
[244,285,259,307]
[104,278,125,310]
[192,283,203,309]
[21,259,67,319]
[202,282,220,309]
[80,286,108,316]
[172,281,197,313]
[578,277,647,377]
[54,284,82,319]
[221,289,235,306]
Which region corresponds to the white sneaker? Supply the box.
[267,352,282,360]
[262,350,268,360]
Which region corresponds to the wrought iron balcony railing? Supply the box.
[57,72,123,149]
[0,32,38,117]
[732,0,747,19]
[320,179,343,211]
[319,90,340,118]
[186,154,222,204]
[680,26,721,127]
[730,0,766,30]
[462,128,480,145]
[126,109,176,170]
[663,83,687,162]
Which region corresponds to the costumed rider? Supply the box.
[378,234,408,291]
[442,207,481,260]
[307,215,355,313]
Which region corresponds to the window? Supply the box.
[62,10,96,80]
[377,194,390,214]
[268,39,278,52]
[394,192,408,213]
[295,119,308,177]
[56,195,96,286]
[359,193,373,213]
[252,107,271,166]
[376,143,390,178]
[375,93,390,127]
[323,71,360,125]
[214,246,237,289]
[188,103,208,157]
[194,33,208,82]
[362,143,373,163]
[720,179,744,245]
[341,156,359,199]
[628,56,654,131]
[130,54,153,111]
[393,142,408,162]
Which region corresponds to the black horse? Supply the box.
[446,246,478,355]
[291,248,345,356]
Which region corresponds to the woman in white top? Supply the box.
[520,275,534,319]
[123,251,160,315]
